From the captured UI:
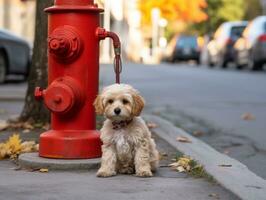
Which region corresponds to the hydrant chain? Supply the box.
[97,27,122,84]
[114,55,122,84]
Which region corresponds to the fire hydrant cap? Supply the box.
[44,84,75,114]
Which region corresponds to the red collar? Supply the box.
[112,119,133,130]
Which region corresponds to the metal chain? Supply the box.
[113,55,122,84]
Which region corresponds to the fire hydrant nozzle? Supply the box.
[97,28,122,83]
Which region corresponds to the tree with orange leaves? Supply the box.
[138,0,208,25]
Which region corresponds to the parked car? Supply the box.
[206,21,248,67]
[234,16,266,70]
[163,35,200,63]
[0,29,31,83]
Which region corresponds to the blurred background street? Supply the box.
[0,0,266,181]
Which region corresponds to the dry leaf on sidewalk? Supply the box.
[146,122,158,129]
[8,122,34,130]
[218,164,232,167]
[209,193,219,199]
[0,120,8,131]
[241,113,255,120]
[22,129,30,133]
[192,130,204,137]
[223,149,230,154]
[176,136,192,143]
[39,168,49,173]
[169,157,192,172]
[0,134,39,160]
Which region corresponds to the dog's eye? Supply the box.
[107,99,114,104]
[122,99,129,105]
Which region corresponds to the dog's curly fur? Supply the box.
[94,84,159,177]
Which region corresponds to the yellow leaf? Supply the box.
[39,168,49,173]
[176,136,192,143]
[5,134,22,154]
[0,120,8,131]
[241,113,255,120]
[0,134,39,160]
[177,166,185,172]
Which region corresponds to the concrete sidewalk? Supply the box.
[0,131,239,200]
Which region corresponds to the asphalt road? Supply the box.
[0,63,265,180]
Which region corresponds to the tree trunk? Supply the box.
[19,0,54,124]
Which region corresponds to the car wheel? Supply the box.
[250,60,263,71]
[206,58,214,67]
[248,55,263,71]
[217,56,227,68]
[0,51,7,84]
[196,59,200,65]
[236,64,244,70]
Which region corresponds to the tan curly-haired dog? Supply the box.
[94,84,159,177]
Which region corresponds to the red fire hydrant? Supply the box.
[35,0,122,159]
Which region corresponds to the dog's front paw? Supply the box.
[136,170,153,177]
[97,169,116,178]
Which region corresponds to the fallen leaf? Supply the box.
[21,141,36,153]
[177,166,185,172]
[5,134,22,155]
[160,152,168,157]
[176,136,191,143]
[39,168,49,173]
[34,123,43,128]
[0,120,8,131]
[22,129,30,133]
[192,130,204,137]
[8,122,34,130]
[26,168,40,172]
[169,156,192,172]
[34,144,39,151]
[209,193,219,199]
[24,123,34,130]
[218,164,232,167]
[146,122,158,129]
[0,134,39,160]
[42,123,50,130]
[11,166,22,171]
[159,152,168,160]
[223,149,230,154]
[241,113,255,120]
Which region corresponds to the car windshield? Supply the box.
[230,26,246,37]
[176,37,197,48]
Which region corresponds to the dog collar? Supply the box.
[112,119,133,130]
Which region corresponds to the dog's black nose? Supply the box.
[114,108,121,115]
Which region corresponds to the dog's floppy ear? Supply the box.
[93,95,104,115]
[132,93,145,116]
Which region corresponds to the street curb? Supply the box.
[18,153,101,171]
[144,115,266,200]
[0,96,25,101]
